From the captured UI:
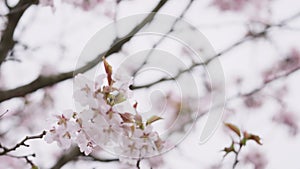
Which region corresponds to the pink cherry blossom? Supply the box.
[273,111,298,136]
[46,61,165,163]
[243,151,268,169]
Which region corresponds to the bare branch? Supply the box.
[6,153,37,168]
[235,66,300,99]
[80,154,119,162]
[130,35,251,90]
[0,131,46,155]
[131,0,195,77]
[136,158,141,169]
[50,147,119,169]
[50,147,81,169]
[130,11,300,90]
[0,110,8,119]
[0,0,168,103]
[0,0,38,66]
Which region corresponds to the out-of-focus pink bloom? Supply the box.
[243,151,268,169]
[263,49,300,83]
[244,96,263,109]
[0,156,27,169]
[146,155,164,168]
[164,93,203,134]
[62,0,105,11]
[211,0,267,13]
[40,64,57,76]
[278,49,300,74]
[273,111,299,136]
[212,0,248,12]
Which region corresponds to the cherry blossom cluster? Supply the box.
[45,59,165,163]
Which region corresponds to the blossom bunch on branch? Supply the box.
[45,59,165,163]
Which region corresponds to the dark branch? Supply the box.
[0,131,46,155]
[0,0,168,103]
[50,147,119,169]
[130,35,251,90]
[131,0,195,77]
[0,0,38,66]
[80,154,119,162]
[50,147,81,169]
[136,158,141,169]
[6,153,37,168]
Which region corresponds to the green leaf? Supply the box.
[134,114,144,129]
[222,141,235,157]
[119,113,134,123]
[248,134,262,145]
[224,123,241,137]
[146,116,163,126]
[103,57,113,86]
[31,165,39,169]
[243,132,262,145]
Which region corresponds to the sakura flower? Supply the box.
[45,110,78,148]
[76,130,94,155]
[46,60,166,162]
[74,74,97,108]
[44,126,73,149]
[244,96,263,109]
[119,122,164,159]
[113,73,134,98]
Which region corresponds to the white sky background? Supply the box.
[1,0,300,168]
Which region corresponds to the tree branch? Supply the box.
[130,11,300,90]
[0,131,46,155]
[50,147,119,169]
[131,0,195,77]
[50,147,82,169]
[234,66,300,99]
[0,0,168,103]
[0,0,38,66]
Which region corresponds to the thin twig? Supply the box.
[232,146,242,169]
[136,158,141,169]
[131,0,195,77]
[130,10,300,90]
[0,131,46,155]
[0,0,38,66]
[6,153,37,167]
